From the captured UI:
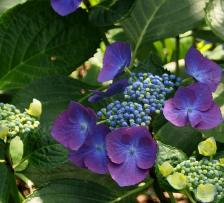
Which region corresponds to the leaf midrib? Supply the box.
[132,0,167,61]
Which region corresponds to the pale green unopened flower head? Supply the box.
[0,126,9,139]
[198,137,217,157]
[159,161,174,177]
[196,183,216,202]
[167,172,187,190]
[26,99,42,118]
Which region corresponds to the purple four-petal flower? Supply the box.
[185,47,222,92]
[69,124,110,174]
[88,79,129,103]
[51,101,96,150]
[106,127,157,186]
[163,83,222,130]
[98,42,131,83]
[51,0,82,16]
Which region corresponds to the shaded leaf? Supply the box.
[155,123,203,155]
[205,0,224,41]
[122,0,206,59]
[0,0,101,91]
[89,0,136,26]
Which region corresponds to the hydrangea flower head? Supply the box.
[98,42,131,83]
[88,79,128,103]
[167,172,187,190]
[69,124,110,174]
[106,126,157,186]
[51,101,96,150]
[196,184,216,203]
[185,47,222,91]
[198,137,217,157]
[163,83,222,130]
[51,0,82,16]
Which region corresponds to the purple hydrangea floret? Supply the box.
[88,79,129,103]
[98,42,131,83]
[51,0,82,16]
[106,126,157,186]
[51,101,96,150]
[185,47,222,92]
[163,83,222,130]
[69,124,110,174]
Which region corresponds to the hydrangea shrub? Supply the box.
[0,0,224,203]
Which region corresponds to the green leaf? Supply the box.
[155,141,187,191]
[23,178,151,203]
[89,0,136,26]
[155,123,203,155]
[0,0,101,91]
[24,179,114,203]
[121,0,206,59]
[9,136,23,168]
[205,0,224,41]
[203,123,224,143]
[13,76,99,133]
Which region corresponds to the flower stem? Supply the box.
[183,190,196,203]
[96,120,107,124]
[175,35,180,75]
[168,192,176,203]
[108,179,153,203]
[124,67,132,75]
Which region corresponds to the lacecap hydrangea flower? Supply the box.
[51,0,82,16]
[51,101,96,150]
[88,79,128,103]
[51,102,158,186]
[97,42,131,83]
[163,83,222,130]
[185,47,222,92]
[106,127,157,186]
[69,124,110,174]
[198,137,217,157]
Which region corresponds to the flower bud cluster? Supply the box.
[97,100,151,129]
[124,73,181,114]
[0,103,40,137]
[174,157,224,200]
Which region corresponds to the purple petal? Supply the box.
[173,86,196,110]
[69,124,110,174]
[106,79,129,95]
[106,128,130,164]
[194,103,223,130]
[136,137,157,169]
[185,47,222,91]
[51,0,82,16]
[51,101,96,150]
[173,84,213,111]
[188,110,202,128]
[163,99,188,127]
[88,79,128,103]
[108,158,148,187]
[98,42,131,82]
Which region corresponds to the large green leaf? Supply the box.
[155,123,203,155]
[23,178,151,203]
[205,0,224,40]
[13,76,99,133]
[89,0,136,26]
[24,179,114,203]
[121,0,206,59]
[0,0,101,91]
